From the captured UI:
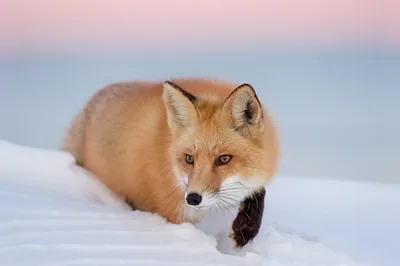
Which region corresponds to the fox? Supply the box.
[60,78,279,248]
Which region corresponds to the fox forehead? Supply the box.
[178,125,245,154]
[177,106,240,144]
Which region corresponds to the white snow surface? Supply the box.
[0,140,398,266]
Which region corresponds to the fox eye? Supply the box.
[217,155,232,166]
[185,154,194,164]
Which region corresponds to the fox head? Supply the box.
[163,80,278,210]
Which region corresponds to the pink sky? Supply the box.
[0,0,398,55]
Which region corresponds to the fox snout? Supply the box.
[185,192,202,206]
[184,185,216,208]
[184,177,219,208]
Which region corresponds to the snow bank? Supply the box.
[262,177,400,266]
[0,140,397,266]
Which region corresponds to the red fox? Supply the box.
[61,78,279,247]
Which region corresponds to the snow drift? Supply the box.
[0,140,398,266]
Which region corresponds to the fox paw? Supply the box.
[230,187,266,248]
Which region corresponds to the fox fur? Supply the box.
[61,78,279,227]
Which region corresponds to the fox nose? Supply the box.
[186,192,202,206]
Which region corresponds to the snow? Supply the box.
[0,140,398,266]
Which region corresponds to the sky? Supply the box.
[0,0,398,56]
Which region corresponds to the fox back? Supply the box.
[61,78,279,224]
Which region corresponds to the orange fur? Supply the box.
[61,78,279,224]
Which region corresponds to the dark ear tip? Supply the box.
[237,83,253,88]
[234,82,263,110]
[163,80,178,89]
[236,83,256,94]
[163,80,197,104]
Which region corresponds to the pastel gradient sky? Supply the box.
[0,0,398,55]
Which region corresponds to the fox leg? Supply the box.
[229,187,266,248]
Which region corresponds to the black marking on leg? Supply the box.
[230,187,266,248]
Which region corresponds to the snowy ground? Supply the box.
[0,140,398,266]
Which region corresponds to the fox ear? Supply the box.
[221,83,264,136]
[163,81,198,129]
